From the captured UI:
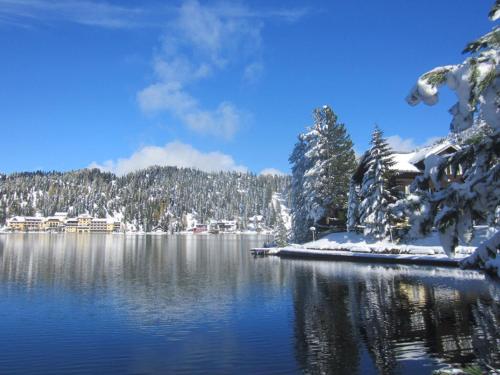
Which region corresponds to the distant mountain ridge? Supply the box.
[0,166,290,232]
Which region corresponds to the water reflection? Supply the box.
[290,261,500,374]
[0,233,498,374]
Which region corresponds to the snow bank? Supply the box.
[279,248,460,267]
[301,227,495,257]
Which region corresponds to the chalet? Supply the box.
[353,142,461,196]
[392,142,461,194]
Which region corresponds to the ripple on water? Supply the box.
[0,233,499,374]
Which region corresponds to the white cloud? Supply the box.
[153,56,211,85]
[174,0,262,68]
[137,82,241,139]
[138,82,196,113]
[137,0,260,139]
[183,102,241,139]
[386,135,443,152]
[88,141,247,176]
[138,0,307,139]
[211,4,311,22]
[0,0,156,29]
[386,135,418,152]
[260,168,286,176]
[0,1,309,30]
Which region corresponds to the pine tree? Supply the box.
[302,106,357,226]
[0,167,290,233]
[359,126,397,239]
[346,179,359,232]
[289,106,356,242]
[404,2,499,275]
[273,213,289,247]
[289,134,313,242]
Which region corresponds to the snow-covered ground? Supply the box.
[293,226,497,258]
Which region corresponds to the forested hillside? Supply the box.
[0,167,290,232]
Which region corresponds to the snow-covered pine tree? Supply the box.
[359,126,397,239]
[302,105,357,227]
[405,1,499,275]
[289,106,356,242]
[0,167,290,233]
[346,179,359,232]
[289,134,313,242]
[273,212,289,247]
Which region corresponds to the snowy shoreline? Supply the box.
[289,227,496,256]
[277,248,461,267]
[261,227,498,269]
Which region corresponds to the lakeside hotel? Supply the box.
[6,212,121,233]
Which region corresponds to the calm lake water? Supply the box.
[0,233,499,374]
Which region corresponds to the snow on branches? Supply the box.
[406,27,499,133]
[405,2,499,276]
[358,126,397,239]
[289,105,356,242]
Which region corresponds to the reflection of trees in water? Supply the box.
[471,296,500,367]
[0,234,289,328]
[358,277,399,374]
[291,262,500,374]
[1,235,498,373]
[293,272,359,375]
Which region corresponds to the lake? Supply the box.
[0,233,498,374]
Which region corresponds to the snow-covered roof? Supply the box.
[9,216,26,222]
[391,152,421,173]
[391,142,460,174]
[9,216,45,222]
[46,216,64,221]
[409,142,459,165]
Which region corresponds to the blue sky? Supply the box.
[0,0,495,175]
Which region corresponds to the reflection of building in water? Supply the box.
[291,262,500,374]
[0,234,282,331]
[0,234,498,373]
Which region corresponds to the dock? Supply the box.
[277,248,461,267]
[249,247,464,267]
